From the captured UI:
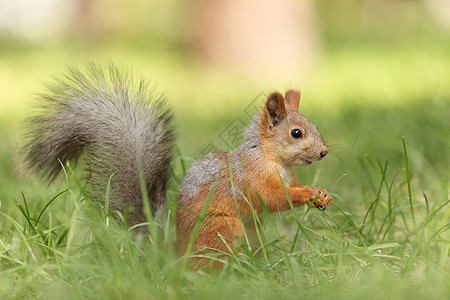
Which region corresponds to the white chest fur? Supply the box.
[277,165,294,187]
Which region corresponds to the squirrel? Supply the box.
[177,90,332,266]
[23,64,332,267]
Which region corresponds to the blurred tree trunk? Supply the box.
[423,0,450,30]
[189,0,321,79]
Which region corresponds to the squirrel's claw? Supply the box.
[310,187,332,211]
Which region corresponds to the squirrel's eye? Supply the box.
[291,128,303,139]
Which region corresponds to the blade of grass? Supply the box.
[181,184,215,267]
[139,169,160,271]
[423,192,429,218]
[35,189,69,226]
[239,157,270,264]
[0,211,37,262]
[104,172,116,218]
[402,137,416,233]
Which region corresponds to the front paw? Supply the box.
[309,187,333,211]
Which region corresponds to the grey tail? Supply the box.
[23,63,174,225]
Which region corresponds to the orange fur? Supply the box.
[177,90,332,268]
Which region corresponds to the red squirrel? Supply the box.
[23,65,332,268]
[177,90,332,266]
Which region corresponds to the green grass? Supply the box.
[0,96,448,299]
[0,26,449,299]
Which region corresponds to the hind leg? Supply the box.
[191,214,244,269]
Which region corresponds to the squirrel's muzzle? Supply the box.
[320,149,328,158]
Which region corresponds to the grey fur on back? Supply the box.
[23,64,174,226]
[179,114,262,202]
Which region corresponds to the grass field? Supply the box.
[0,25,449,300]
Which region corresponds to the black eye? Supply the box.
[291,128,303,139]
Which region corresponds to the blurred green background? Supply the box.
[0,1,449,298]
[1,0,448,196]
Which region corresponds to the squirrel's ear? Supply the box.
[284,90,301,111]
[265,92,287,128]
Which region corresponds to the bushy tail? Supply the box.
[23,64,174,226]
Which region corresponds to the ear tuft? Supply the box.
[265,92,286,128]
[285,90,301,111]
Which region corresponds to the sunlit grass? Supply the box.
[0,135,447,299]
[0,32,449,299]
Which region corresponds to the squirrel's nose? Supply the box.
[320,149,328,158]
